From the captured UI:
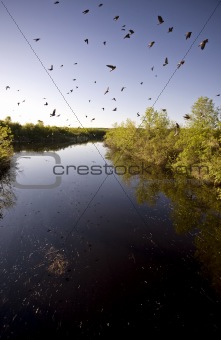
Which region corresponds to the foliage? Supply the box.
[0,124,13,172]
[104,96,221,188]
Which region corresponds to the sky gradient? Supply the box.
[1,0,221,128]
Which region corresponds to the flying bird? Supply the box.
[199,39,208,50]
[174,122,180,136]
[113,107,117,111]
[129,29,134,34]
[84,38,89,44]
[98,3,103,7]
[121,87,126,91]
[137,112,140,117]
[112,97,116,101]
[168,27,173,32]
[50,109,56,117]
[91,118,95,121]
[104,87,109,94]
[106,64,116,71]
[48,65,53,71]
[163,57,168,66]
[177,60,185,68]
[216,94,220,96]
[6,86,10,90]
[44,102,48,106]
[148,41,155,48]
[151,66,154,71]
[113,15,119,21]
[103,41,106,45]
[124,33,130,39]
[33,38,40,42]
[157,15,164,24]
[54,1,59,3]
[83,9,89,14]
[185,31,192,39]
[184,114,191,120]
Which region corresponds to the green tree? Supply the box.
[0,125,13,171]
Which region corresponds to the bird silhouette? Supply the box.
[124,33,130,39]
[113,15,119,21]
[184,114,191,120]
[112,97,116,101]
[177,60,185,68]
[44,102,48,106]
[104,87,109,95]
[157,15,164,24]
[216,94,220,96]
[91,118,95,121]
[174,122,180,136]
[137,112,140,117]
[199,39,208,50]
[113,107,117,111]
[98,4,103,7]
[121,87,126,91]
[84,38,89,44]
[151,66,154,71]
[6,86,10,90]
[48,65,53,71]
[185,31,192,39]
[33,38,40,42]
[103,41,106,45]
[148,41,155,48]
[168,27,173,32]
[54,1,59,4]
[106,64,116,71]
[83,9,89,14]
[163,57,168,66]
[50,109,56,117]
[129,29,134,34]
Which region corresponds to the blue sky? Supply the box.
[1,0,221,128]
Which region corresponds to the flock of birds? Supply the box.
[3,1,219,132]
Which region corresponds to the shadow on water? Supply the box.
[1,142,221,338]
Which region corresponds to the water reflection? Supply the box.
[0,167,16,219]
[106,148,221,296]
[1,142,221,338]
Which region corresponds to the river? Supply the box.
[1,141,221,338]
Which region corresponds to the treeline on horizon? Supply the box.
[0,117,108,143]
[0,117,108,173]
[104,96,221,194]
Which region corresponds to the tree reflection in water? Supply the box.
[105,148,221,296]
[0,167,16,220]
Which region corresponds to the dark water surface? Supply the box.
[1,141,221,338]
